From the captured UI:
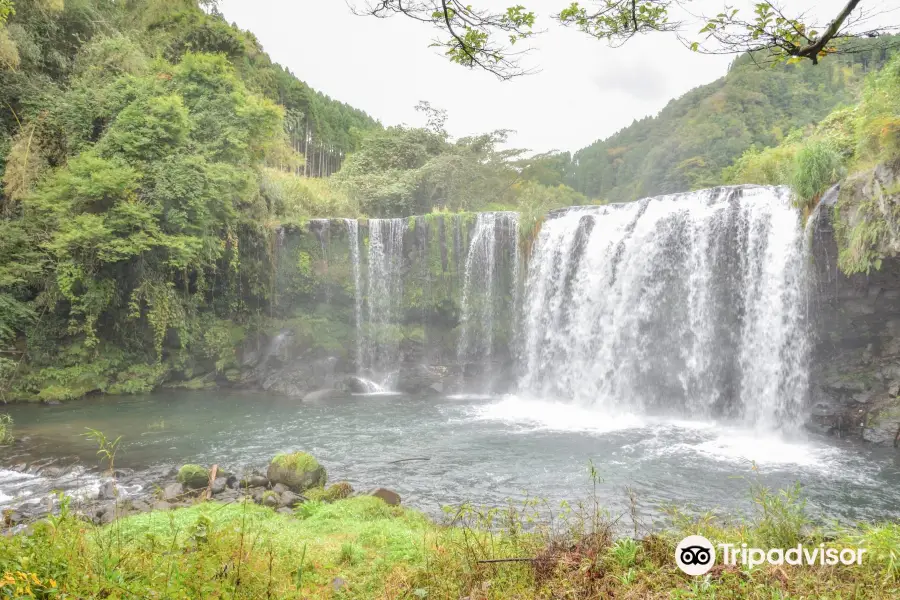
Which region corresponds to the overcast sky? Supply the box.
[217,0,892,154]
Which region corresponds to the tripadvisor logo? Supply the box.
[676,535,716,576]
[675,535,867,575]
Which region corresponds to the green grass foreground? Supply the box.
[1,492,899,599]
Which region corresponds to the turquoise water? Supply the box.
[2,390,900,524]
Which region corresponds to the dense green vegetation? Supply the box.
[0,5,564,406]
[725,53,900,275]
[0,0,896,404]
[0,0,590,403]
[1,478,898,598]
[566,40,899,201]
[0,0,382,401]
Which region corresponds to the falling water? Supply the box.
[457,212,520,377]
[518,186,810,431]
[308,219,330,264]
[344,218,363,368]
[363,218,407,385]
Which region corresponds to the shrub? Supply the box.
[790,140,845,211]
[0,413,12,444]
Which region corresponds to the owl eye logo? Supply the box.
[679,545,712,565]
[675,535,716,575]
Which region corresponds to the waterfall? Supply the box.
[363,218,408,385]
[518,186,810,430]
[344,218,363,368]
[457,212,519,381]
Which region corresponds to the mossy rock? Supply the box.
[266,452,326,492]
[324,482,353,501]
[177,464,210,489]
[303,482,353,503]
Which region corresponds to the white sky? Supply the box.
[217,0,893,154]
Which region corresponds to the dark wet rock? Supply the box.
[278,490,303,508]
[95,503,117,525]
[211,477,227,495]
[241,474,269,488]
[131,500,152,513]
[250,487,266,503]
[343,376,372,393]
[152,501,171,511]
[272,483,289,494]
[40,466,66,478]
[114,468,135,478]
[217,489,241,502]
[249,331,348,397]
[162,482,184,502]
[267,452,326,492]
[396,364,447,394]
[808,168,900,444]
[261,492,279,507]
[98,481,118,500]
[369,487,401,506]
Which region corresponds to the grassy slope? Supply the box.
[1,491,899,599]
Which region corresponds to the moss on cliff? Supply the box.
[833,161,900,275]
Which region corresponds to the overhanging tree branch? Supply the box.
[353,0,899,77]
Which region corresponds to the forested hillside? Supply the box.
[0,0,585,402]
[0,0,384,401]
[567,39,900,201]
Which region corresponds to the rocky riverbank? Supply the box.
[2,451,401,532]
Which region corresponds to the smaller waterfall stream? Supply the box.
[457,212,519,386]
[344,218,363,368]
[362,218,408,386]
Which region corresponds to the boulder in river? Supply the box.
[278,490,304,508]
[176,464,210,489]
[211,477,227,495]
[240,474,270,488]
[369,487,401,506]
[162,482,184,502]
[395,364,446,394]
[266,452,326,492]
[98,481,118,500]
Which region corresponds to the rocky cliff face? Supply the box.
[808,161,900,446]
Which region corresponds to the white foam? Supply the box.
[681,430,841,468]
[470,395,647,433]
[446,394,495,401]
[466,397,860,476]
